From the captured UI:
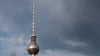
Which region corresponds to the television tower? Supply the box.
[27,0,39,56]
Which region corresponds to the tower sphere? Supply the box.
[27,36,39,55]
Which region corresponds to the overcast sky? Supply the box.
[0,0,100,56]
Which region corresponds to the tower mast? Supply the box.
[27,0,39,56]
[32,0,35,36]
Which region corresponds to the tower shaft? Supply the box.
[32,54,35,56]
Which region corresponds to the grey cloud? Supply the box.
[38,50,87,56]
[35,0,100,56]
[62,0,100,55]
[0,0,33,35]
[0,0,32,56]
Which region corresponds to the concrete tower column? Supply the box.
[32,54,35,56]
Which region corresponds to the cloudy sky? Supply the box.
[0,0,100,56]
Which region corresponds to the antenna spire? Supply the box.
[32,0,35,36]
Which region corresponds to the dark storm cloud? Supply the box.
[62,0,100,55]
[35,0,100,56]
[0,0,32,56]
[0,0,33,35]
